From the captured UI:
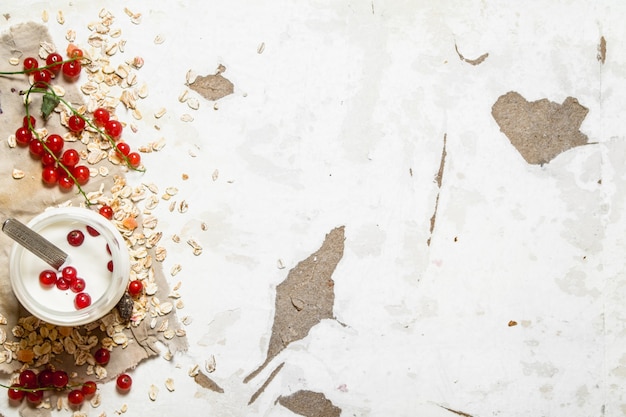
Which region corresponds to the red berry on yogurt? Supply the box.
[67,229,85,246]
[56,277,70,291]
[86,225,100,236]
[62,266,78,282]
[75,292,91,309]
[70,277,86,293]
[39,269,57,286]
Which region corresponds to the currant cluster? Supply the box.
[6,368,96,407]
[5,367,133,407]
[38,226,114,310]
[91,106,143,169]
[6,44,143,203]
[15,48,89,192]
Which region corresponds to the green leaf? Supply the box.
[41,94,60,119]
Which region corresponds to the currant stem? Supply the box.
[0,381,91,392]
[0,56,87,77]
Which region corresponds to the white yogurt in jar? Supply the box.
[9,207,130,326]
[18,220,113,312]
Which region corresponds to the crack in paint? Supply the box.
[428,134,447,246]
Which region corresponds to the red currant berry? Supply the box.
[93,107,110,126]
[56,277,70,291]
[26,390,43,405]
[39,269,57,286]
[72,165,90,185]
[61,148,80,167]
[128,280,143,297]
[81,381,97,397]
[45,52,63,74]
[45,134,64,155]
[59,176,75,191]
[62,60,81,81]
[29,139,45,157]
[116,373,132,391]
[94,348,110,366]
[23,56,38,72]
[116,142,131,156]
[18,370,38,389]
[99,205,114,220]
[68,114,86,132]
[15,127,33,146]
[104,119,123,139]
[107,260,113,272]
[52,370,69,388]
[62,265,78,281]
[127,152,141,168]
[22,115,36,129]
[70,277,86,293]
[32,69,52,88]
[86,225,100,236]
[67,230,85,246]
[56,165,69,180]
[67,389,84,406]
[7,384,25,402]
[37,369,54,388]
[75,292,91,309]
[41,152,56,167]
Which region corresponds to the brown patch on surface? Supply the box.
[244,226,345,383]
[597,36,606,64]
[277,390,341,417]
[439,405,474,417]
[189,65,234,101]
[428,134,447,246]
[454,43,489,66]
[248,362,284,405]
[491,91,589,165]
[194,370,224,393]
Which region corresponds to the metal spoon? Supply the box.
[2,218,68,270]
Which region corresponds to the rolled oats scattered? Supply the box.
[165,378,175,392]
[205,355,216,373]
[154,107,167,119]
[188,364,200,377]
[170,264,182,277]
[90,393,102,408]
[149,384,159,401]
[187,97,200,110]
[180,113,194,122]
[11,169,25,180]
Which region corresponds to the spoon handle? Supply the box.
[2,218,68,270]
